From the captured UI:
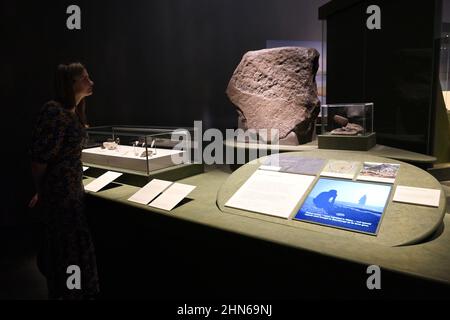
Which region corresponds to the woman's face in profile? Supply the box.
[73,69,94,98]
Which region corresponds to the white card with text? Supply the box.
[225,169,316,218]
[148,183,196,211]
[84,171,123,193]
[393,185,441,207]
[128,179,173,205]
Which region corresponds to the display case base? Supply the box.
[318,132,377,151]
[82,146,184,173]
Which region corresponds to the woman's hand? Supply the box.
[28,193,39,208]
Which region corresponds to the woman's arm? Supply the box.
[29,162,47,208]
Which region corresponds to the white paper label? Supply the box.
[225,170,316,219]
[84,171,123,192]
[148,183,196,211]
[128,179,173,205]
[393,185,441,207]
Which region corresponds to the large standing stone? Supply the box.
[226,47,320,145]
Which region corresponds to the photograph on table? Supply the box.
[320,160,361,179]
[294,178,392,235]
[356,162,400,184]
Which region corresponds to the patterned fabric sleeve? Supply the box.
[31,104,67,164]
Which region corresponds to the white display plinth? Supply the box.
[82,146,184,173]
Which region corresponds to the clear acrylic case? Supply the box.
[82,125,194,176]
[321,103,374,136]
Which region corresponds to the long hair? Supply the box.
[55,62,88,127]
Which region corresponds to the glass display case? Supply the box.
[82,125,196,176]
[318,103,376,151]
[321,103,374,136]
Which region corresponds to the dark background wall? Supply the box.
[320,0,446,157]
[444,0,450,22]
[1,0,327,226]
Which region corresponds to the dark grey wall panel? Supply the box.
[1,0,326,225]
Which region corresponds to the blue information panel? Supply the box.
[295,178,392,235]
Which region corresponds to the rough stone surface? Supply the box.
[333,115,349,127]
[226,47,321,145]
[330,123,364,135]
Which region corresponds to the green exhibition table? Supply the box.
[217,151,445,247]
[83,150,450,286]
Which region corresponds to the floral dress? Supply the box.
[31,101,99,299]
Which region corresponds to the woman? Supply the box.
[29,62,99,300]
